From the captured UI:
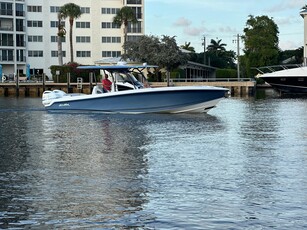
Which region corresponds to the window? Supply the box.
[50,6,60,13]
[131,7,142,19]
[127,0,142,4]
[102,51,121,57]
[76,36,91,43]
[28,36,43,42]
[16,49,25,62]
[16,19,24,31]
[51,51,66,57]
[101,22,120,29]
[28,50,43,57]
[16,3,24,16]
[0,3,13,15]
[81,7,90,14]
[1,49,14,61]
[50,21,65,28]
[127,35,142,42]
[101,8,119,14]
[102,37,121,43]
[76,51,91,57]
[51,36,66,43]
[0,34,13,46]
[128,21,142,33]
[16,34,25,47]
[27,6,42,12]
[27,20,43,27]
[76,22,90,28]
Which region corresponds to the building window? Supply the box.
[101,22,120,29]
[102,37,121,43]
[76,51,91,57]
[16,19,24,31]
[16,34,25,47]
[28,36,43,42]
[16,49,26,62]
[76,22,90,28]
[127,35,142,42]
[76,36,91,43]
[27,6,42,12]
[81,7,90,14]
[51,36,66,43]
[102,51,121,57]
[127,0,142,4]
[101,8,119,14]
[131,7,142,19]
[128,21,142,33]
[0,49,14,61]
[51,51,66,57]
[28,50,43,57]
[50,6,60,13]
[0,3,13,16]
[50,21,65,28]
[0,34,14,46]
[16,3,24,17]
[27,20,43,27]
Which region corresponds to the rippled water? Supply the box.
[0,93,307,229]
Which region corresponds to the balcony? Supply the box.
[0,9,13,16]
[0,55,14,62]
[0,18,13,31]
[15,11,25,17]
[0,41,14,46]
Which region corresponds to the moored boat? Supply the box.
[257,65,307,94]
[42,64,228,114]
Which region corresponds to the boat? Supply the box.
[256,65,307,94]
[42,64,228,114]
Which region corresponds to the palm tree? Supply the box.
[113,6,138,55]
[60,3,82,63]
[180,42,195,53]
[57,12,66,65]
[207,39,226,55]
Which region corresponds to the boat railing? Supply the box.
[166,78,254,82]
[253,64,303,74]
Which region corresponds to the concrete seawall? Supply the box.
[0,81,256,97]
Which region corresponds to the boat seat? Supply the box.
[92,85,105,94]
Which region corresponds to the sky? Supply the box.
[144,0,306,53]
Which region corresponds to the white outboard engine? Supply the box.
[42,90,66,106]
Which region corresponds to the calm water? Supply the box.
[0,92,307,229]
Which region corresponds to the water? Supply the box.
[0,93,307,229]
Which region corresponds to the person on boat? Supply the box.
[102,75,112,92]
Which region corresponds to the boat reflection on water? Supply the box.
[1,112,153,228]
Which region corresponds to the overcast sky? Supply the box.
[145,0,306,53]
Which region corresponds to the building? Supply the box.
[0,0,144,79]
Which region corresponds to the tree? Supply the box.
[242,15,279,77]
[113,6,138,55]
[57,12,66,65]
[207,39,226,55]
[124,35,188,85]
[60,3,82,63]
[180,42,195,53]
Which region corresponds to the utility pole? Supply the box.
[233,34,241,80]
[202,36,206,65]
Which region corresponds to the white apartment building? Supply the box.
[0,0,144,78]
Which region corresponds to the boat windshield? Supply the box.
[114,72,144,89]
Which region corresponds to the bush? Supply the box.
[216,69,237,78]
[50,62,100,83]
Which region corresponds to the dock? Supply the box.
[0,80,256,97]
